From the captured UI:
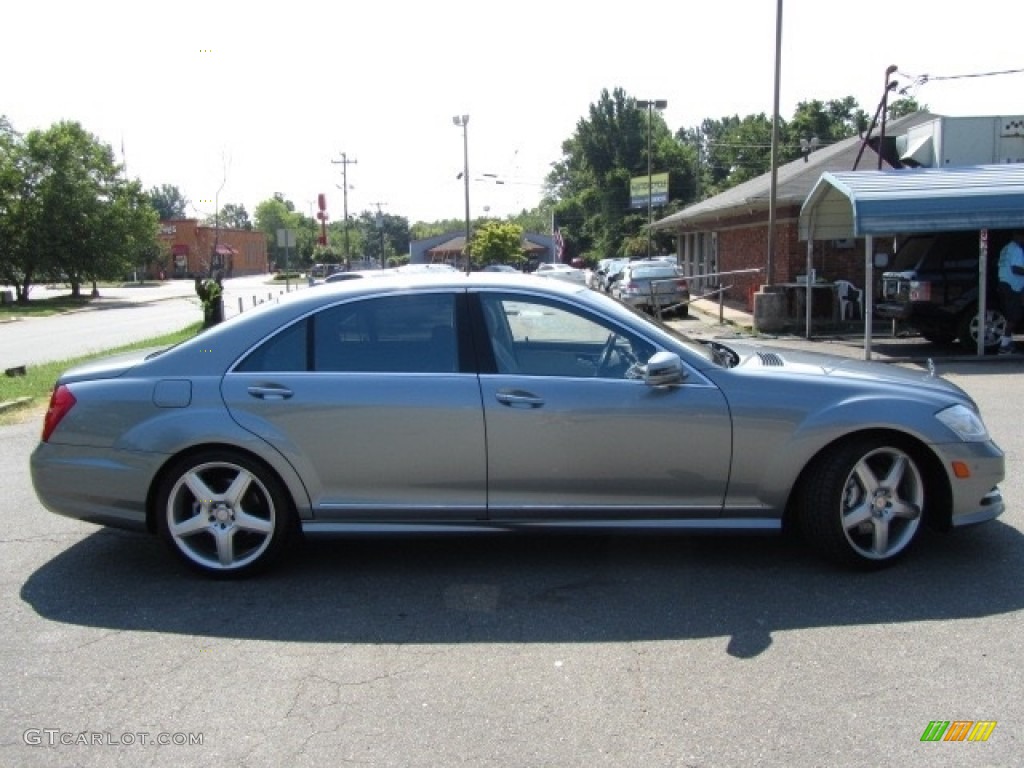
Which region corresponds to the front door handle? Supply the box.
[495,389,544,408]
[247,386,294,400]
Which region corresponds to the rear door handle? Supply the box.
[495,389,544,408]
[247,386,294,400]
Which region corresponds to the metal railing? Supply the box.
[649,268,762,322]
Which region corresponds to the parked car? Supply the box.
[31,272,1004,577]
[322,270,374,284]
[481,264,519,273]
[876,229,1014,352]
[612,262,691,317]
[599,258,630,293]
[318,264,457,285]
[534,262,587,285]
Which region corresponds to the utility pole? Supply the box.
[332,152,357,268]
[371,202,388,269]
[637,100,667,259]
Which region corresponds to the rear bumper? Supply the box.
[30,442,161,532]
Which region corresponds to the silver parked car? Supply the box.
[612,261,691,317]
[31,273,1005,577]
[533,262,587,285]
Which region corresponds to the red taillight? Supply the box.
[677,279,688,290]
[42,385,76,442]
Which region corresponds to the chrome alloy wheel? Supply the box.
[164,460,278,572]
[838,446,924,561]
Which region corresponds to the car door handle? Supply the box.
[495,389,544,408]
[247,385,294,400]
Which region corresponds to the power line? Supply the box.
[897,66,1024,94]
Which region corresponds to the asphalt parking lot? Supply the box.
[1,290,1022,767]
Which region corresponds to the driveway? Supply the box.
[2,362,1022,767]
[1,277,308,368]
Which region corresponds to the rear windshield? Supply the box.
[630,267,678,279]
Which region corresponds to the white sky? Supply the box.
[4,0,1021,225]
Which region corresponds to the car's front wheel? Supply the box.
[156,449,294,577]
[798,437,925,567]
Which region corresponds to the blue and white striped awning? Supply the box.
[800,164,1024,240]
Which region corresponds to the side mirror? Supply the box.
[643,351,685,387]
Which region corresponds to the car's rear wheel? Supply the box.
[156,449,294,577]
[958,307,1006,353]
[798,437,925,567]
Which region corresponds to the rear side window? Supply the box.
[235,293,459,374]
[235,319,308,372]
[314,293,457,373]
[630,267,679,280]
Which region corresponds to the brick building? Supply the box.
[651,111,937,310]
[157,219,268,278]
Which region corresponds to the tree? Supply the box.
[254,194,302,271]
[547,88,695,261]
[217,203,252,230]
[4,121,157,300]
[148,184,188,220]
[353,210,410,267]
[888,97,925,119]
[473,221,525,267]
[788,97,867,147]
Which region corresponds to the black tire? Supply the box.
[155,448,294,578]
[797,437,925,568]
[957,307,1006,353]
[919,329,956,345]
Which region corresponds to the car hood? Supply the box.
[725,341,967,398]
[57,347,164,384]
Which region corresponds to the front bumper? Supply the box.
[941,440,1005,529]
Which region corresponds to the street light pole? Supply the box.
[637,99,667,259]
[453,114,470,272]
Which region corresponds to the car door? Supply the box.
[475,291,731,519]
[222,290,487,520]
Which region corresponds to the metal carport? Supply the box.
[799,163,1024,358]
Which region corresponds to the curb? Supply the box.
[0,396,33,413]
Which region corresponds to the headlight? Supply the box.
[936,404,990,442]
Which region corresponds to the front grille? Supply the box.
[882,278,910,301]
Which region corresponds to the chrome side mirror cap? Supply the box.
[643,351,685,387]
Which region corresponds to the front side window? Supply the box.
[479,293,655,379]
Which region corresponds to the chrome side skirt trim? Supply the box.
[301,518,782,536]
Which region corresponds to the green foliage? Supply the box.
[548,88,694,261]
[148,184,189,219]
[473,221,525,267]
[0,119,158,300]
[888,97,925,119]
[216,203,252,230]
[194,276,223,327]
[353,210,410,266]
[254,194,303,268]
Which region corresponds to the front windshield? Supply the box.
[891,235,937,270]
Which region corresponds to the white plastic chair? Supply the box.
[834,280,864,321]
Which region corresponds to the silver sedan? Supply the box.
[31,272,1005,577]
